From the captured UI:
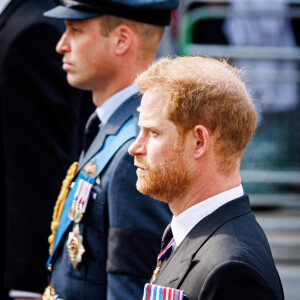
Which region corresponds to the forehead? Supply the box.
[139,89,167,123]
[138,89,181,140]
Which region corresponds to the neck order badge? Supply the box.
[150,237,175,283]
[47,117,136,269]
[143,236,185,299]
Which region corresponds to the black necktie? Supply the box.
[161,224,173,252]
[83,111,100,153]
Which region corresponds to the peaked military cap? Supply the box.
[44,0,180,26]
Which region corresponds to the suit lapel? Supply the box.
[0,0,25,31]
[156,195,252,289]
[77,95,140,172]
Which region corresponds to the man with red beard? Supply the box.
[129,56,284,300]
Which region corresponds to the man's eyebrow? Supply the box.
[65,20,80,27]
[137,121,149,128]
[138,121,160,131]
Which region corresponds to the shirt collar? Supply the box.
[0,0,11,14]
[95,85,139,126]
[171,185,244,249]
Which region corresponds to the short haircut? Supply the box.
[135,56,257,174]
[99,15,165,59]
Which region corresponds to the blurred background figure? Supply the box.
[0,0,94,299]
[176,1,300,299]
[223,0,298,124]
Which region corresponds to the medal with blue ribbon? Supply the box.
[150,237,175,283]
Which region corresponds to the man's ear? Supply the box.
[113,25,134,55]
[193,125,209,158]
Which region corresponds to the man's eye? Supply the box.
[148,130,158,137]
[71,27,79,33]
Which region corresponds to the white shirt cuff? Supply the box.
[9,290,42,298]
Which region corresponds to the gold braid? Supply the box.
[48,162,78,255]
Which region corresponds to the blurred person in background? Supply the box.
[0,0,94,299]
[223,0,298,124]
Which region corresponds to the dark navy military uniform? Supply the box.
[43,1,180,299]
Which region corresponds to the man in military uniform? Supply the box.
[42,0,180,299]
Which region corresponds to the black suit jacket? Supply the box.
[155,195,284,300]
[0,0,94,294]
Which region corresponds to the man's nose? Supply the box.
[56,32,70,54]
[128,133,146,156]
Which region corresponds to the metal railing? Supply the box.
[178,0,300,214]
[179,1,300,61]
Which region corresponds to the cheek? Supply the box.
[71,43,88,63]
[89,45,112,71]
[75,36,99,56]
[147,144,171,165]
[76,48,100,75]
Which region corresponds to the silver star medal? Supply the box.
[67,224,85,269]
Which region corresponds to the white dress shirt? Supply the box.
[171,185,244,250]
[0,0,11,14]
[96,84,139,125]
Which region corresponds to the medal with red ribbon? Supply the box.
[150,237,175,283]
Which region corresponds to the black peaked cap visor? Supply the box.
[44,2,173,25]
[44,6,100,19]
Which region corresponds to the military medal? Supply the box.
[82,160,97,177]
[95,176,101,185]
[42,284,64,300]
[66,161,97,268]
[68,179,92,221]
[150,237,175,283]
[151,260,162,283]
[67,224,85,269]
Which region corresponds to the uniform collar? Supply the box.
[77,92,141,172]
[95,84,139,126]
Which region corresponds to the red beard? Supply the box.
[134,144,193,203]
